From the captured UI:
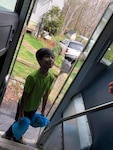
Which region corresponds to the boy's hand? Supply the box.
[18,117,23,123]
[41,111,45,116]
[109,82,113,93]
[18,114,24,122]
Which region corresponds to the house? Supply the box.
[64,29,76,40]
[27,0,52,36]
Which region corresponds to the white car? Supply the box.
[59,39,85,61]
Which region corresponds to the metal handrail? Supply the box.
[44,100,113,134]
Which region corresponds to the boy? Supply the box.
[2,48,55,143]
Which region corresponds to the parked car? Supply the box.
[59,39,85,61]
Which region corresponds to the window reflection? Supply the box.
[48,59,84,118]
[47,3,113,119]
[84,3,113,57]
[101,43,113,66]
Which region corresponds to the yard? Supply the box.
[11,33,64,80]
[2,33,83,116]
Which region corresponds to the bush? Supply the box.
[52,45,64,68]
[104,45,113,62]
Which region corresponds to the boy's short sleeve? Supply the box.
[24,75,34,94]
[50,78,54,91]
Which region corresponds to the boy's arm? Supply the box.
[19,91,29,118]
[41,90,51,116]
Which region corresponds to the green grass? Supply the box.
[12,44,39,79]
[12,34,43,79]
[12,33,82,80]
[12,62,36,79]
[52,45,64,68]
[52,35,65,44]
[24,33,64,68]
[76,60,83,68]
[18,45,38,66]
[12,33,62,79]
[24,33,44,49]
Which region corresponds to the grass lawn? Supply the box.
[11,33,82,83]
[18,45,38,66]
[12,62,36,79]
[24,33,45,49]
[12,34,44,79]
[10,33,83,106]
[11,33,63,79]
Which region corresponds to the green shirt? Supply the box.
[21,70,54,111]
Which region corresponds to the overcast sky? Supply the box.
[52,0,64,9]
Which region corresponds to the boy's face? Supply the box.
[39,55,54,69]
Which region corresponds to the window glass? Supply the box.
[33,0,38,13]
[46,3,113,118]
[0,0,17,12]
[101,43,113,66]
[48,58,84,118]
[84,3,113,58]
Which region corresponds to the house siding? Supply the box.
[30,0,51,24]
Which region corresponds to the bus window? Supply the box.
[0,0,17,12]
[84,4,113,58]
[100,43,113,66]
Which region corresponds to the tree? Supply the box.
[61,0,84,34]
[42,6,64,35]
[75,0,110,37]
[61,0,111,37]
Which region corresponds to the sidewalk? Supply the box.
[0,106,44,150]
[0,137,39,150]
[0,106,43,144]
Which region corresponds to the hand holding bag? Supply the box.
[30,112,50,128]
[12,117,30,140]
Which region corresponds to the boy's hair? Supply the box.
[36,48,54,61]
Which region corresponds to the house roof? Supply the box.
[67,30,75,34]
[65,29,76,35]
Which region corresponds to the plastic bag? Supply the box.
[12,117,30,140]
[31,112,50,128]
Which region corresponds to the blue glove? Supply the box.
[31,112,50,128]
[12,117,30,140]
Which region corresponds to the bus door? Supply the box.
[0,0,34,104]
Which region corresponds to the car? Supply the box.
[59,39,85,61]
